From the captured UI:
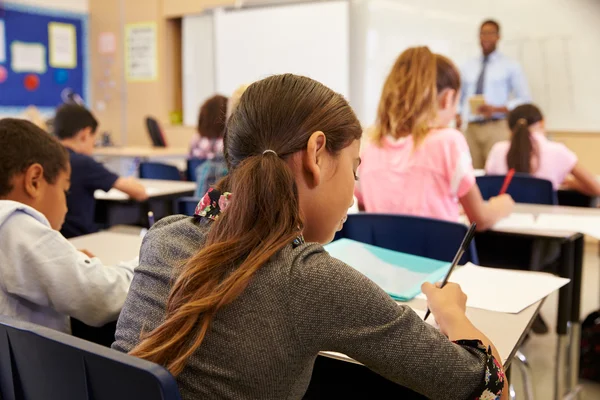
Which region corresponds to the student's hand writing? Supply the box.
[421,282,468,336]
[488,194,515,218]
[79,249,96,258]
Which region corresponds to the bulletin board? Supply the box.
[0,3,88,113]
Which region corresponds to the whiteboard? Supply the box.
[182,14,215,127]
[213,1,349,101]
[359,0,600,132]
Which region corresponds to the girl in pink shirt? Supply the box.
[357,47,514,230]
[486,104,600,196]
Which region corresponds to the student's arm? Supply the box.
[460,186,514,231]
[82,156,148,201]
[0,212,136,327]
[289,248,508,400]
[446,132,514,230]
[564,163,600,196]
[422,282,509,400]
[113,177,149,201]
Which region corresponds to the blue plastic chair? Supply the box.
[477,174,557,205]
[0,316,181,400]
[335,213,478,264]
[176,196,201,216]
[186,158,207,182]
[139,162,182,181]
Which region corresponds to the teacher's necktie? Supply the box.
[475,55,489,95]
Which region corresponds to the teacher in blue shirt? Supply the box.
[458,19,532,169]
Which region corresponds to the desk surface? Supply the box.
[513,203,600,216]
[94,179,196,201]
[94,146,189,158]
[69,231,143,266]
[74,231,538,368]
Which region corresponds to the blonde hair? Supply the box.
[226,84,250,120]
[373,46,461,145]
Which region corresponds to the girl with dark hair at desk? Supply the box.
[114,74,507,400]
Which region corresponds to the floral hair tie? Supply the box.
[194,188,232,221]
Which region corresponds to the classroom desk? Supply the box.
[94,179,196,228]
[93,146,189,176]
[94,146,189,158]
[94,179,196,202]
[69,231,143,265]
[480,209,587,400]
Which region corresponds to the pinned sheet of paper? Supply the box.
[0,20,6,63]
[125,22,158,82]
[49,22,77,69]
[11,42,46,73]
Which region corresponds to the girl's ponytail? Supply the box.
[507,104,544,173]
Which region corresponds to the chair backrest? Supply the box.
[558,189,598,208]
[145,117,167,148]
[186,158,207,182]
[139,162,182,181]
[477,174,557,205]
[0,316,181,400]
[335,213,478,264]
[176,196,200,216]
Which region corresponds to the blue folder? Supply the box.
[324,239,451,301]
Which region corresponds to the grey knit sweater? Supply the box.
[113,216,488,399]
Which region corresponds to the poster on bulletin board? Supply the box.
[125,22,158,82]
[48,22,77,69]
[0,3,87,112]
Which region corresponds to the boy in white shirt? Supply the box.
[0,118,135,333]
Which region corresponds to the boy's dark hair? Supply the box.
[0,118,69,196]
[53,104,98,139]
[481,19,500,34]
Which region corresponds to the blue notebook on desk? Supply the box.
[324,239,451,301]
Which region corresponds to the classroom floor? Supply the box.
[511,242,600,399]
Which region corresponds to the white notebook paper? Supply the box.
[493,213,538,230]
[417,263,569,314]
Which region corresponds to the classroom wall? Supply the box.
[88,0,600,173]
[6,0,88,13]
[550,132,600,174]
[89,0,185,146]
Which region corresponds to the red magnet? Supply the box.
[24,74,40,91]
[0,66,7,83]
